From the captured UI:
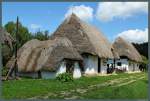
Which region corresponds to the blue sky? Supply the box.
[2,2,148,43]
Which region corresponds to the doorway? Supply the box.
[98,57,101,73]
[66,60,74,74]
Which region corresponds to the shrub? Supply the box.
[115,68,126,74]
[56,73,73,82]
[2,67,8,76]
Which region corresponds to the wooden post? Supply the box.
[14,16,19,78]
[0,42,3,78]
[5,59,16,80]
[5,17,19,80]
[133,63,135,72]
[113,59,116,72]
[38,71,42,79]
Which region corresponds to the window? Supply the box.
[117,62,121,66]
[103,59,107,66]
[129,62,131,66]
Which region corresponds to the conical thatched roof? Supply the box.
[50,13,114,59]
[113,37,142,62]
[0,27,15,49]
[6,37,82,72]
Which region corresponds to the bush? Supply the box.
[2,67,8,76]
[115,68,126,74]
[56,73,73,82]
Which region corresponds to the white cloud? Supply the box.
[96,2,148,22]
[65,5,94,21]
[117,28,148,43]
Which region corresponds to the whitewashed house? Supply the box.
[50,13,115,75]
[6,14,142,79]
[111,37,142,72]
[6,37,83,79]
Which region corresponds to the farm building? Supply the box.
[0,27,15,72]
[5,14,142,79]
[0,27,15,50]
[6,37,83,79]
[50,13,116,75]
[108,37,142,72]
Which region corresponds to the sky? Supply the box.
[2,2,148,43]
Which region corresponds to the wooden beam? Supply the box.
[5,59,16,80]
[14,16,19,77]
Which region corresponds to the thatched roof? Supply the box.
[113,37,142,62]
[50,13,114,59]
[6,37,82,72]
[111,47,120,59]
[0,27,15,49]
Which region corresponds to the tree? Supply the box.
[32,30,49,41]
[3,21,49,66]
[3,21,32,66]
[132,42,148,58]
[5,21,32,48]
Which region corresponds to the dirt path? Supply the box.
[28,74,145,99]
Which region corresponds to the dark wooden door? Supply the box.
[98,57,101,73]
[66,60,74,74]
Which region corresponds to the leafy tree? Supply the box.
[4,22,16,37]
[32,30,49,41]
[5,21,32,48]
[3,21,32,65]
[3,21,49,66]
[132,42,148,58]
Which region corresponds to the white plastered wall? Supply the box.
[73,62,81,78]
[56,61,66,76]
[83,55,98,74]
[100,58,107,74]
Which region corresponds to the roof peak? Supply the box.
[115,36,126,43]
[70,13,78,18]
[65,13,81,23]
[117,36,124,40]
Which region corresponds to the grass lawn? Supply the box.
[2,72,148,99]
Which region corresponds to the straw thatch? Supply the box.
[113,37,142,62]
[111,47,120,59]
[50,13,114,59]
[0,27,15,49]
[6,37,82,72]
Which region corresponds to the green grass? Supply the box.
[2,72,148,99]
[82,75,148,99]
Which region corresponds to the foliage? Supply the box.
[32,30,49,41]
[2,21,49,66]
[4,21,49,48]
[115,68,126,74]
[5,21,32,48]
[132,42,148,58]
[2,67,8,76]
[141,55,148,71]
[141,55,148,65]
[56,73,73,82]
